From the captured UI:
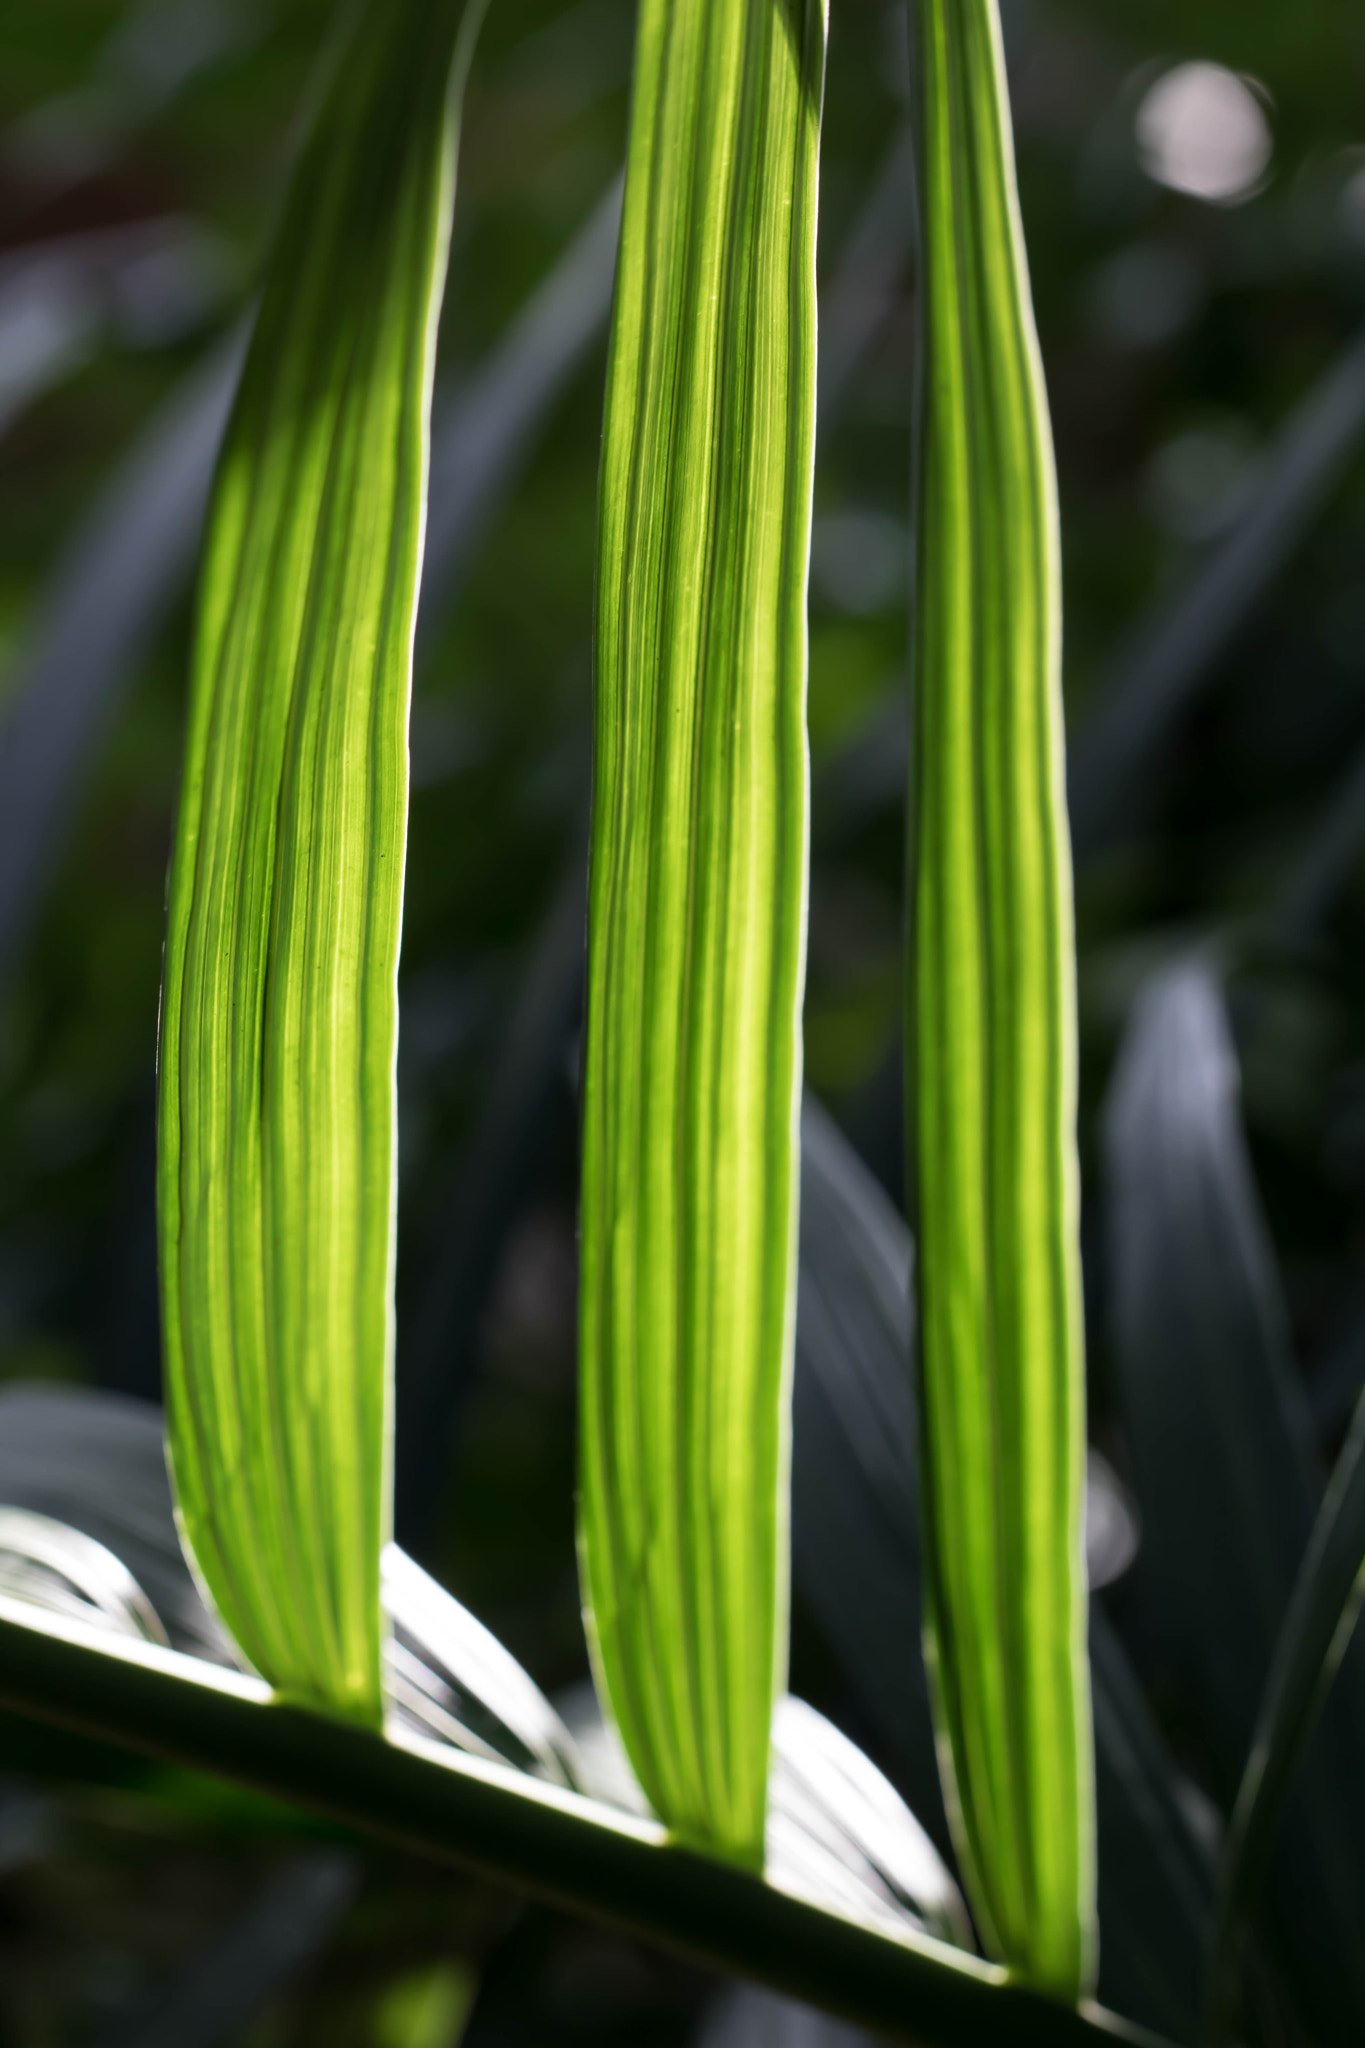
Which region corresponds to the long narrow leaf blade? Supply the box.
[907,0,1093,1994]
[0,1600,1171,2048]
[578,0,827,1866]
[792,1096,943,1849]
[157,0,486,1724]
[793,1104,1210,2040]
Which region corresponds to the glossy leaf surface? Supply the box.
[0,1381,1173,2048]
[1103,959,1365,2043]
[578,0,826,1864]
[907,0,1092,1994]
[157,0,485,1723]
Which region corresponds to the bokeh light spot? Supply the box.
[1135,61,1272,205]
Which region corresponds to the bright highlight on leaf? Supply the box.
[578,0,826,1866]
[157,0,486,1725]
[907,0,1094,1994]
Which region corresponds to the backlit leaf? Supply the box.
[907,0,1093,1995]
[0,1593,1168,2048]
[793,1102,1209,2040]
[157,0,487,1724]
[577,0,826,1865]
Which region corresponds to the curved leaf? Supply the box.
[382,1544,582,1789]
[564,1683,968,1949]
[157,0,487,1724]
[794,1102,1210,2041]
[907,0,1092,1994]
[0,1506,168,1648]
[792,1096,939,1839]
[578,0,826,1865]
[1103,958,1365,2042]
[0,1603,1169,2048]
[0,1383,583,1792]
[0,1383,232,1661]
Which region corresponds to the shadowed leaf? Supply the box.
[1210,1377,1365,2039]
[1103,958,1365,2043]
[794,1100,1209,2041]
[0,1597,1170,2048]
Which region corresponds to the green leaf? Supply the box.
[792,1105,1209,2042]
[566,1681,971,1951]
[577,0,826,1866]
[157,0,487,1726]
[0,1599,1171,2048]
[0,1385,232,1661]
[906,0,1093,1996]
[0,1383,585,1791]
[1209,1382,1365,2041]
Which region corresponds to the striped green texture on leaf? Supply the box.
[578,0,826,1867]
[0,1601,1172,2048]
[907,0,1093,1996]
[157,0,486,1726]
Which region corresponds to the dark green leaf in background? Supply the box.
[157,0,488,1725]
[793,1101,1210,2042]
[1103,958,1365,2044]
[1210,1382,1365,2039]
[1068,323,1365,858]
[577,0,826,1866]
[907,0,1093,1996]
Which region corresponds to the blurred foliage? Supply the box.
[3,0,1365,2038]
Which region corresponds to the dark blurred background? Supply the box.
[2,0,1365,2040]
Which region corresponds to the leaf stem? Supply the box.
[0,1599,1164,2048]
